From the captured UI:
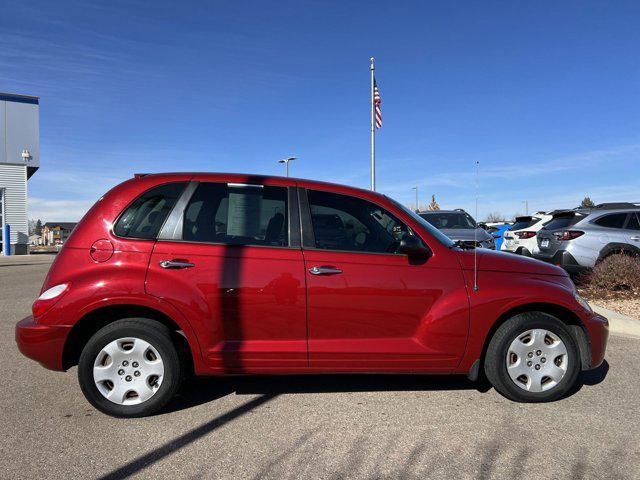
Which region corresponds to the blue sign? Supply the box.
[3,224,9,256]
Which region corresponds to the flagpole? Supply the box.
[370,56,376,191]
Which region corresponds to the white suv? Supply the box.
[501,213,552,256]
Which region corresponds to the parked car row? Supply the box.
[532,204,640,274]
[419,203,640,275]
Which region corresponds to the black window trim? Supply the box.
[156,180,300,249]
[112,180,190,242]
[590,212,631,230]
[298,187,426,257]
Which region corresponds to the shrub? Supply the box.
[588,253,640,291]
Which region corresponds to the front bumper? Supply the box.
[15,316,71,371]
[533,250,588,274]
[583,312,609,370]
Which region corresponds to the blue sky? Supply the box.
[1,1,639,222]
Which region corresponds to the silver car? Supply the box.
[533,203,640,274]
[418,209,495,249]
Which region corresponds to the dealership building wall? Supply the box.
[0,93,39,255]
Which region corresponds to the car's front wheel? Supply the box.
[484,312,581,402]
[78,318,183,417]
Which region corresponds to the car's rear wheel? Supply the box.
[78,318,183,417]
[484,312,580,402]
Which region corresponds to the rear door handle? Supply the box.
[631,236,640,241]
[160,259,195,269]
[309,266,343,275]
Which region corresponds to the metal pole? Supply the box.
[413,186,418,211]
[285,160,289,177]
[370,56,375,191]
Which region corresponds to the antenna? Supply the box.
[473,160,479,292]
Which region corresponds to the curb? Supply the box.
[0,254,56,267]
[592,304,640,339]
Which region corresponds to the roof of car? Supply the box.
[417,209,467,214]
[132,172,388,201]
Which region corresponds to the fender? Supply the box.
[73,294,205,372]
[456,271,582,373]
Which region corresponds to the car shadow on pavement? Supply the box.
[165,360,609,414]
[574,360,609,389]
[164,373,491,414]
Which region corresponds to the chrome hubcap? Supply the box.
[93,337,164,405]
[506,329,568,392]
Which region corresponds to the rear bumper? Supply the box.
[533,250,588,274]
[15,316,70,371]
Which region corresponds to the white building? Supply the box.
[0,93,39,255]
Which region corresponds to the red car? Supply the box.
[16,173,608,417]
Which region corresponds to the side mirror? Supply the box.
[398,234,430,263]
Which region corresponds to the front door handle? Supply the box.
[309,266,343,275]
[160,259,195,269]
[630,236,640,241]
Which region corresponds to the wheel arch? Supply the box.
[479,303,591,371]
[597,242,640,263]
[62,304,195,374]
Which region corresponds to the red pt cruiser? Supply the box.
[16,173,608,417]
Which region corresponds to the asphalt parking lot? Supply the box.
[2,257,639,479]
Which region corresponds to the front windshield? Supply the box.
[386,197,455,247]
[418,212,476,229]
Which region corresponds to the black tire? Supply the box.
[484,312,580,403]
[517,247,532,257]
[78,318,183,417]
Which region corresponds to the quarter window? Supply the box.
[182,183,288,246]
[307,190,410,254]
[114,182,187,239]
[625,213,640,231]
[594,213,628,229]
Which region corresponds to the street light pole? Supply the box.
[522,200,529,215]
[278,156,297,177]
[412,186,418,212]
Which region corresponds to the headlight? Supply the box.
[574,292,592,313]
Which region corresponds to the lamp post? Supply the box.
[278,157,297,177]
[412,186,419,212]
[522,200,529,215]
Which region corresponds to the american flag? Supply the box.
[374,79,382,128]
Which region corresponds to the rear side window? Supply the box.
[594,213,628,229]
[114,182,186,239]
[182,183,288,246]
[626,213,640,231]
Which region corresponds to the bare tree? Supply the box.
[484,212,506,223]
[427,195,440,211]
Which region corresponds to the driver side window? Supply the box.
[307,189,410,253]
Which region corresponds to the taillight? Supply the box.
[515,231,536,239]
[553,230,584,241]
[32,283,70,317]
